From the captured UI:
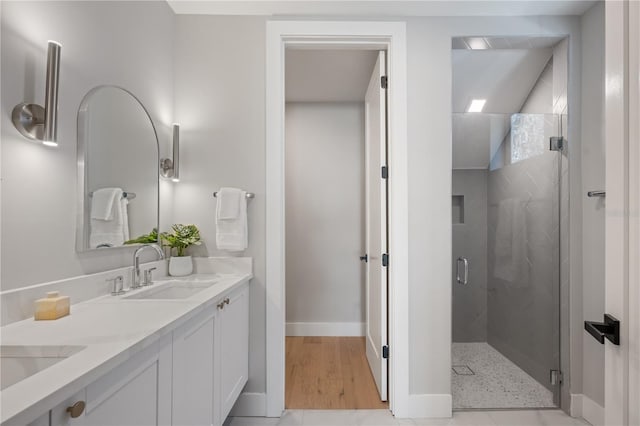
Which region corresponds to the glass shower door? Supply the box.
[486,112,563,407]
[452,112,563,409]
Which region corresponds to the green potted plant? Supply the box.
[161,224,202,276]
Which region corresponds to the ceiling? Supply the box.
[452,46,555,169]
[452,36,566,50]
[167,1,596,17]
[285,49,378,102]
[452,48,553,113]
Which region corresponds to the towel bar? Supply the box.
[213,191,254,199]
[89,191,136,200]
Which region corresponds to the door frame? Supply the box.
[265,21,408,417]
[604,0,640,424]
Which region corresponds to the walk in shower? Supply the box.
[451,36,568,409]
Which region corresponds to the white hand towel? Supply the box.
[89,188,129,248]
[216,187,242,219]
[216,188,248,252]
[90,188,120,220]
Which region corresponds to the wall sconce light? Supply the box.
[12,41,62,146]
[160,123,180,182]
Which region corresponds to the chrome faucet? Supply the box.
[132,244,164,289]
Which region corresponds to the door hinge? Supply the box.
[382,253,389,267]
[381,166,388,179]
[549,136,565,151]
[550,369,563,386]
[382,345,389,359]
[381,76,388,89]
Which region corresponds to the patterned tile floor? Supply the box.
[452,343,555,409]
[224,409,590,426]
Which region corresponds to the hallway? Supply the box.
[286,337,388,409]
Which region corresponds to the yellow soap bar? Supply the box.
[34,291,70,321]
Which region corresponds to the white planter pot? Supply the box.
[169,256,193,277]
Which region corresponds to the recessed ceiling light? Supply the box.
[466,37,489,50]
[467,99,486,113]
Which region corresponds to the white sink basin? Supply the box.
[0,345,86,390]
[123,279,218,300]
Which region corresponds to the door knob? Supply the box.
[66,401,86,418]
[360,254,368,263]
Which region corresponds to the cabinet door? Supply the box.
[51,336,172,426]
[217,283,249,421]
[27,413,50,426]
[172,309,216,426]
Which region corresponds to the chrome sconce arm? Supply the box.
[12,41,62,146]
[160,123,180,182]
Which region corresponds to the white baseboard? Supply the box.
[570,394,583,418]
[570,394,604,426]
[229,392,267,417]
[581,394,605,426]
[404,394,452,418]
[286,322,365,336]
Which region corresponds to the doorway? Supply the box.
[450,36,568,410]
[265,21,408,417]
[284,48,388,409]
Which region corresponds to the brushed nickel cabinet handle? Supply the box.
[217,302,225,310]
[66,401,86,418]
[224,297,230,305]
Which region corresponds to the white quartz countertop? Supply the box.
[0,272,252,425]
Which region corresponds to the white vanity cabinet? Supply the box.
[173,280,250,426]
[216,282,250,422]
[19,280,250,426]
[172,309,216,426]
[50,336,173,426]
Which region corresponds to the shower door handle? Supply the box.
[456,257,469,285]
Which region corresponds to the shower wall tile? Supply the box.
[452,170,488,342]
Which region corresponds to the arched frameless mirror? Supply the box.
[76,86,159,251]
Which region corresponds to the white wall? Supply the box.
[580,0,606,411]
[285,102,365,334]
[173,15,582,411]
[0,1,175,291]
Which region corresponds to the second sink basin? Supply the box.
[1,345,86,390]
[124,279,218,300]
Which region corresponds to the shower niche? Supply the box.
[452,195,465,224]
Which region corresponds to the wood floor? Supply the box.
[285,336,388,410]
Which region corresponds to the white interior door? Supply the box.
[364,50,388,401]
[604,1,640,424]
